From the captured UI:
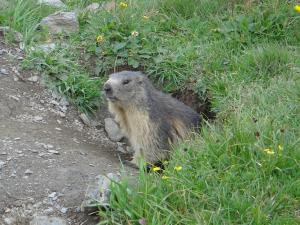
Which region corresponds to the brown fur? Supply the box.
[103,71,200,166]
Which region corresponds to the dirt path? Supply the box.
[0,40,131,224]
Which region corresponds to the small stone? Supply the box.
[33,116,43,122]
[58,112,65,118]
[27,75,39,82]
[40,12,79,35]
[81,173,120,212]
[38,153,47,157]
[4,208,11,213]
[0,160,6,169]
[9,95,20,101]
[79,113,91,126]
[14,137,21,140]
[55,127,62,131]
[44,207,54,214]
[30,216,67,225]
[42,144,54,149]
[48,192,56,198]
[24,169,33,175]
[104,118,124,142]
[0,68,8,75]
[60,207,68,214]
[85,3,100,12]
[48,150,59,155]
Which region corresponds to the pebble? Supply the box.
[0,160,6,169]
[24,169,33,175]
[48,150,59,155]
[44,207,54,214]
[0,68,8,75]
[60,207,68,214]
[43,144,54,149]
[48,192,57,198]
[27,75,39,82]
[33,116,43,122]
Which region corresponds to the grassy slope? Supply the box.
[97,1,300,225]
[1,0,299,224]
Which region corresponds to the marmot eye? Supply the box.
[122,79,131,85]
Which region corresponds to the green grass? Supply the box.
[1,0,300,224]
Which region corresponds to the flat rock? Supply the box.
[40,12,79,35]
[38,0,66,8]
[30,216,67,225]
[81,173,120,212]
[104,118,124,142]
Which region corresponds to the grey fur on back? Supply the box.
[143,77,200,147]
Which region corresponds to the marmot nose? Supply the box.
[103,83,112,94]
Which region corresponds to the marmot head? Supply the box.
[103,71,149,106]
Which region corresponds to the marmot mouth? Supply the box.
[106,96,119,102]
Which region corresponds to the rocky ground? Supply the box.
[0,38,135,224]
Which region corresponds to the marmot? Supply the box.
[103,71,200,167]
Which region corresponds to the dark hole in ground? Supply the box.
[171,87,216,121]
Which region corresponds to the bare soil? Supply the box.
[0,39,134,224]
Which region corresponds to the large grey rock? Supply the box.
[81,173,120,212]
[40,12,79,35]
[30,216,67,225]
[0,26,23,42]
[38,0,66,8]
[104,118,124,142]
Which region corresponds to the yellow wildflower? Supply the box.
[294,5,300,13]
[263,148,275,155]
[119,2,128,9]
[152,166,161,172]
[174,166,182,171]
[278,145,283,151]
[131,31,139,37]
[142,15,150,20]
[162,175,170,180]
[96,35,104,43]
